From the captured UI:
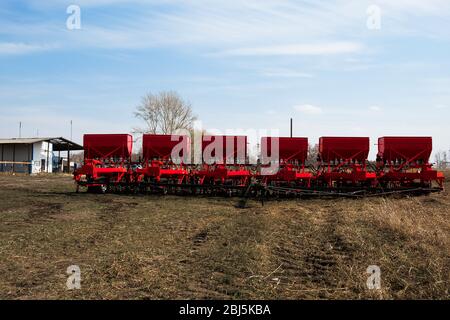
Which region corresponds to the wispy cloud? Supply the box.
[261,69,314,78]
[377,0,450,16]
[220,42,363,56]
[294,104,323,115]
[2,0,450,54]
[0,42,56,55]
[369,106,382,112]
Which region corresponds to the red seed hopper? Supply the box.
[377,136,444,188]
[260,137,312,186]
[317,137,376,188]
[136,134,191,185]
[74,134,133,192]
[197,135,250,186]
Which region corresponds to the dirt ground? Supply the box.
[0,174,448,299]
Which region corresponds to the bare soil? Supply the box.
[0,173,448,299]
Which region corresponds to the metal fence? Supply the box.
[0,161,32,173]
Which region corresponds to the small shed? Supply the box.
[0,137,83,174]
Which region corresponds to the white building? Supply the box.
[0,137,83,174]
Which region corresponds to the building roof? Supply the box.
[0,137,83,151]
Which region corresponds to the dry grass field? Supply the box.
[0,173,448,300]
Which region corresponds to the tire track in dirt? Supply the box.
[181,225,240,299]
[82,198,140,247]
[178,210,267,299]
[302,210,356,289]
[266,203,356,298]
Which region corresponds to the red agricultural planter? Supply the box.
[376,136,444,189]
[74,133,444,197]
[135,134,190,191]
[74,134,133,193]
[195,135,251,187]
[316,137,376,188]
[260,137,312,187]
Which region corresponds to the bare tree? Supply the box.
[133,91,197,134]
[70,151,84,163]
[306,143,319,166]
[435,152,442,168]
[442,151,448,169]
[434,151,449,169]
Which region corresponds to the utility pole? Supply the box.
[70,120,73,141]
[19,122,22,138]
[290,118,293,138]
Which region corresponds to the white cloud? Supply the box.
[221,42,364,56]
[261,69,314,78]
[369,106,382,112]
[377,0,450,16]
[2,0,450,54]
[294,104,323,115]
[435,104,448,109]
[0,42,56,55]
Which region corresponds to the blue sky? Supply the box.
[1,0,450,159]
